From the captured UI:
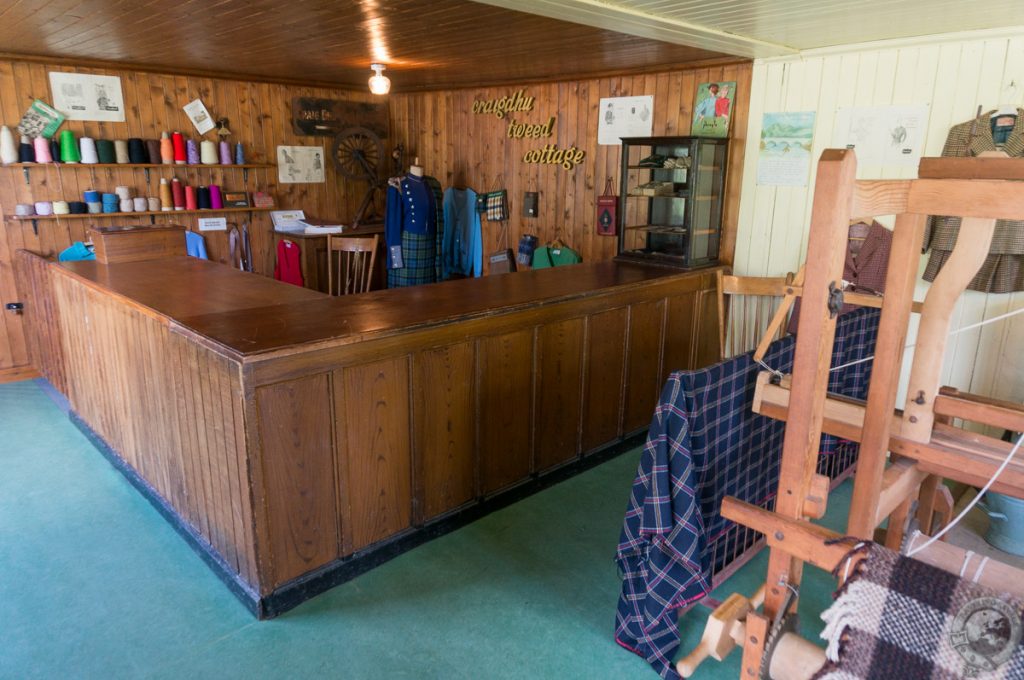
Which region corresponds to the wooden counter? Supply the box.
[44,255,724,617]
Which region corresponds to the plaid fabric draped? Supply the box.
[615,307,881,679]
[816,542,1024,679]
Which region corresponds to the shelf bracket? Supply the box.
[31,219,38,235]
[144,168,151,184]
[150,215,156,225]
[23,167,30,185]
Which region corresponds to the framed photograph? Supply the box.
[691,81,736,138]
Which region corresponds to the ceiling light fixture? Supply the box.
[368,63,391,95]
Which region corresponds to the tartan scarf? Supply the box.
[817,541,1024,679]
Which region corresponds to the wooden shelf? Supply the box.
[12,206,275,222]
[3,162,275,169]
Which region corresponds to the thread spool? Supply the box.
[160,132,174,165]
[128,138,148,164]
[186,139,200,165]
[196,185,211,209]
[95,139,116,164]
[0,126,17,165]
[83,189,100,203]
[159,178,173,211]
[146,139,161,165]
[234,142,245,165]
[102,193,119,213]
[87,202,101,214]
[114,140,130,164]
[120,198,134,213]
[209,184,223,209]
[219,141,232,165]
[171,178,185,210]
[172,132,186,164]
[33,201,52,216]
[101,192,118,204]
[33,137,52,163]
[52,201,70,215]
[50,139,62,164]
[14,203,35,216]
[115,185,133,200]
[79,137,99,164]
[18,135,35,163]
[59,130,80,163]
[133,197,148,212]
[147,197,160,212]
[68,201,87,214]
[184,185,197,210]
[200,140,218,165]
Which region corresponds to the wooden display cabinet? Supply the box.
[616,136,728,269]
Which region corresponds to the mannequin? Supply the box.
[408,156,424,177]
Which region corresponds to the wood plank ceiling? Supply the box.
[0,0,731,91]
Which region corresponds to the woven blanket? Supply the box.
[817,542,1024,679]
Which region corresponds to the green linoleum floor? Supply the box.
[0,379,850,680]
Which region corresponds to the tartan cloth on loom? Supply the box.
[615,307,881,680]
[816,542,1024,679]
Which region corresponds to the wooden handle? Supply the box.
[676,641,711,677]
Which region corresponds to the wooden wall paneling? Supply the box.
[413,342,476,522]
[477,329,535,494]
[623,299,667,433]
[581,306,628,452]
[663,292,700,377]
[534,317,586,472]
[337,357,413,552]
[12,251,66,392]
[255,373,338,586]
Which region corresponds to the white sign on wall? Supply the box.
[598,96,654,145]
[49,72,125,122]
[832,105,930,166]
[197,217,227,232]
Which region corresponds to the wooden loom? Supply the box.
[679,149,1024,679]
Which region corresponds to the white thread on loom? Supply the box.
[959,550,975,577]
[972,556,990,582]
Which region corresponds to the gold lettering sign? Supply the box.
[522,144,587,170]
[471,90,585,170]
[471,90,535,119]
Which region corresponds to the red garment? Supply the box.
[715,96,730,117]
[274,239,304,287]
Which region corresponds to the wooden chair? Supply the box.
[327,235,378,295]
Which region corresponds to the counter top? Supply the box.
[58,256,704,358]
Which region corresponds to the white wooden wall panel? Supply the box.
[734,32,1024,416]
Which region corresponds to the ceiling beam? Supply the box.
[471,0,798,58]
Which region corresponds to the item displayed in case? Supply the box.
[597,177,617,236]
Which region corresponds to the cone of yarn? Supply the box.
[172,132,186,164]
[184,185,197,210]
[83,189,100,203]
[15,203,35,216]
[49,139,62,164]
[115,185,133,200]
[196,185,211,209]
[160,133,174,165]
[133,197,148,212]
[33,137,52,163]
[0,126,17,165]
[146,139,161,165]
[101,193,119,213]
[95,139,116,164]
[87,202,101,214]
[68,201,87,214]
[120,198,134,213]
[52,201,70,215]
[33,201,52,216]
[114,140,130,163]
[186,139,200,165]
[159,178,173,211]
[199,140,217,165]
[18,135,35,163]
[171,178,185,210]
[128,138,148,164]
[209,184,223,209]
[147,197,160,212]
[234,142,245,165]
[79,137,99,164]
[59,130,80,163]
[218,141,232,165]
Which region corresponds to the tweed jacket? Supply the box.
[923,109,1024,292]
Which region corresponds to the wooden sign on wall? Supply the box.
[291,98,389,139]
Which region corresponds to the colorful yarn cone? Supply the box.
[49,139,62,164]
[159,178,173,211]
[219,141,232,165]
[79,137,99,164]
[234,142,245,165]
[146,139,161,164]
[172,132,186,164]
[33,137,52,163]
[95,139,116,163]
[114,139,130,163]
[1,126,19,165]
[59,130,80,163]
[18,135,35,163]
[127,138,148,164]
[171,178,185,210]
[209,184,223,209]
[160,132,174,165]
[186,139,200,165]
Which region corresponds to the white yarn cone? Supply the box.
[0,126,17,165]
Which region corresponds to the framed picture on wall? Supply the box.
[691,81,736,138]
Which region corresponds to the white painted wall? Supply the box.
[732,28,1024,415]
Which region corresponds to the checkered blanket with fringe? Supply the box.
[816,542,1024,679]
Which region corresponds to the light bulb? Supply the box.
[368,64,391,95]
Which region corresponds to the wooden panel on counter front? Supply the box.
[534,317,586,472]
[255,374,338,587]
[478,330,535,495]
[337,357,412,553]
[13,250,65,393]
[624,300,667,433]
[582,307,628,451]
[413,342,477,522]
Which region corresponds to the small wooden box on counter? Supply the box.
[89,225,186,264]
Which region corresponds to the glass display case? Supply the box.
[615,136,728,269]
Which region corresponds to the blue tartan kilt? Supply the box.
[387,231,437,288]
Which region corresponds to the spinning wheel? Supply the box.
[332,126,386,227]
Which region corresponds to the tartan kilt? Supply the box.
[387,231,437,288]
